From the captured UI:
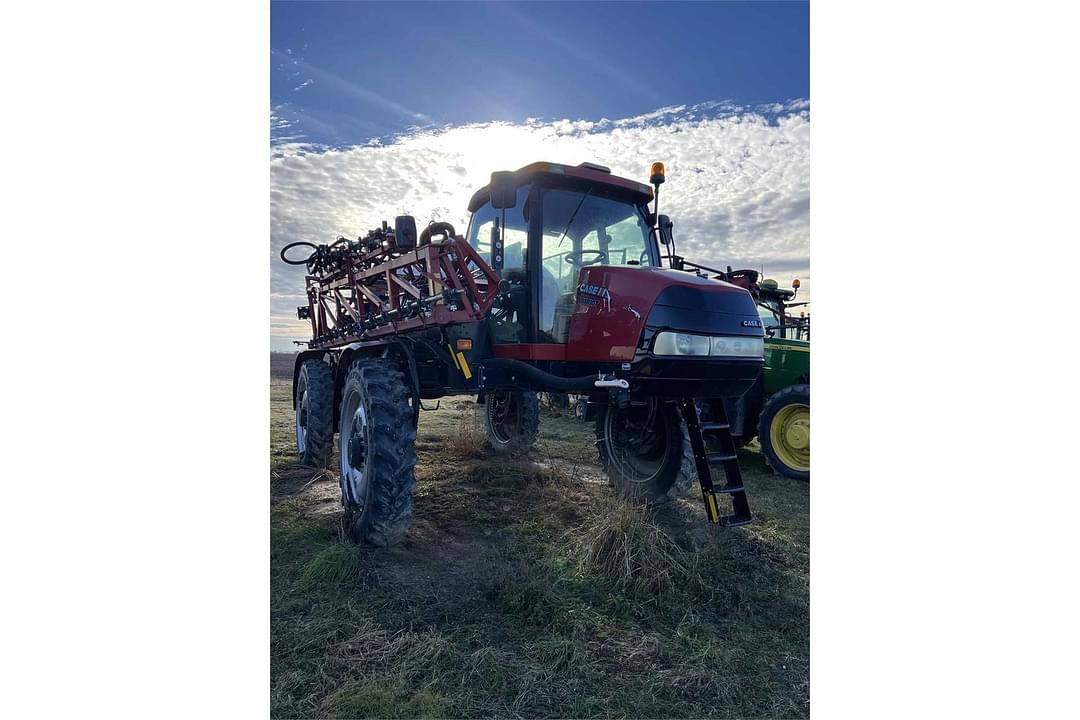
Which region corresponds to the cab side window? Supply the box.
[467,187,530,270]
[466,185,531,342]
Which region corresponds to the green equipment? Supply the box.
[719,273,809,481]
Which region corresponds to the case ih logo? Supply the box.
[576,282,612,309]
[742,319,762,327]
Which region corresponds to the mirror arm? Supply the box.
[491,216,504,277]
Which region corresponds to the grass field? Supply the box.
[271,378,809,718]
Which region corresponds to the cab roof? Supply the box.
[467,161,654,212]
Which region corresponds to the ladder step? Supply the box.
[700,422,730,431]
[677,396,752,529]
[720,514,753,528]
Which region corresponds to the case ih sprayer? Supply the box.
[282,161,766,546]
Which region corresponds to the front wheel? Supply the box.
[484,391,540,454]
[757,384,810,481]
[338,358,418,546]
[595,400,695,503]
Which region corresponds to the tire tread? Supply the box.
[341,358,417,546]
[484,391,540,454]
[297,360,334,469]
[757,383,810,482]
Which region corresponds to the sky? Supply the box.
[271,1,810,351]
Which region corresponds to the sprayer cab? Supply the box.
[464,161,764,399]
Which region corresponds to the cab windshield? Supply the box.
[540,188,654,340]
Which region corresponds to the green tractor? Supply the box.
[714,270,809,481]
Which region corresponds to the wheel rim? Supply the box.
[488,392,520,444]
[339,386,369,509]
[769,403,810,472]
[603,400,671,484]
[295,389,308,454]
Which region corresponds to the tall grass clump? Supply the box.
[300,542,365,588]
[448,406,490,459]
[570,500,691,596]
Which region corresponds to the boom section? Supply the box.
[299,235,501,350]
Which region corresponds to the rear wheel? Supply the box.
[338,358,418,546]
[571,395,587,422]
[295,359,333,468]
[540,392,570,413]
[595,400,695,503]
[758,384,810,481]
[484,391,540,454]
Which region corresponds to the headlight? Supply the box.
[710,335,764,357]
[654,331,710,356]
[653,332,763,358]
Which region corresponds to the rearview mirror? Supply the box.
[489,171,517,209]
[657,214,673,245]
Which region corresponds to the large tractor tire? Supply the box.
[295,359,334,468]
[757,384,810,481]
[338,358,418,546]
[595,400,695,503]
[484,390,540,454]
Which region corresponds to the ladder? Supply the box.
[678,398,753,527]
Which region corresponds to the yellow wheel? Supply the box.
[757,384,810,481]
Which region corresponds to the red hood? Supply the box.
[565,266,754,361]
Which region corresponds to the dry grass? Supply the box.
[270,377,810,718]
[569,499,692,597]
[447,406,490,460]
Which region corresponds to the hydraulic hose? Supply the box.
[419,221,456,246]
[280,241,319,265]
[479,357,603,392]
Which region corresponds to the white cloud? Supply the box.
[270,101,810,349]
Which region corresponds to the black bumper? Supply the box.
[626,354,763,399]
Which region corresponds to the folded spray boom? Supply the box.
[281,217,502,349]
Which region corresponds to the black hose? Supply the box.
[280,241,319,265]
[479,358,599,391]
[419,221,456,246]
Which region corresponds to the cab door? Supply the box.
[465,185,533,343]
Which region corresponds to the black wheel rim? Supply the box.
[604,400,671,484]
[489,392,520,444]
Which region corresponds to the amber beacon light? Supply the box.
[650,162,666,185]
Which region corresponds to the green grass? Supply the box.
[271,380,809,718]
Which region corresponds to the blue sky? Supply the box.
[271,1,809,145]
[270,2,809,350]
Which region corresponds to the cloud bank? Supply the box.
[270,100,809,348]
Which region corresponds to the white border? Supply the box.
[2,2,269,716]
[3,1,1079,716]
[814,2,1079,716]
